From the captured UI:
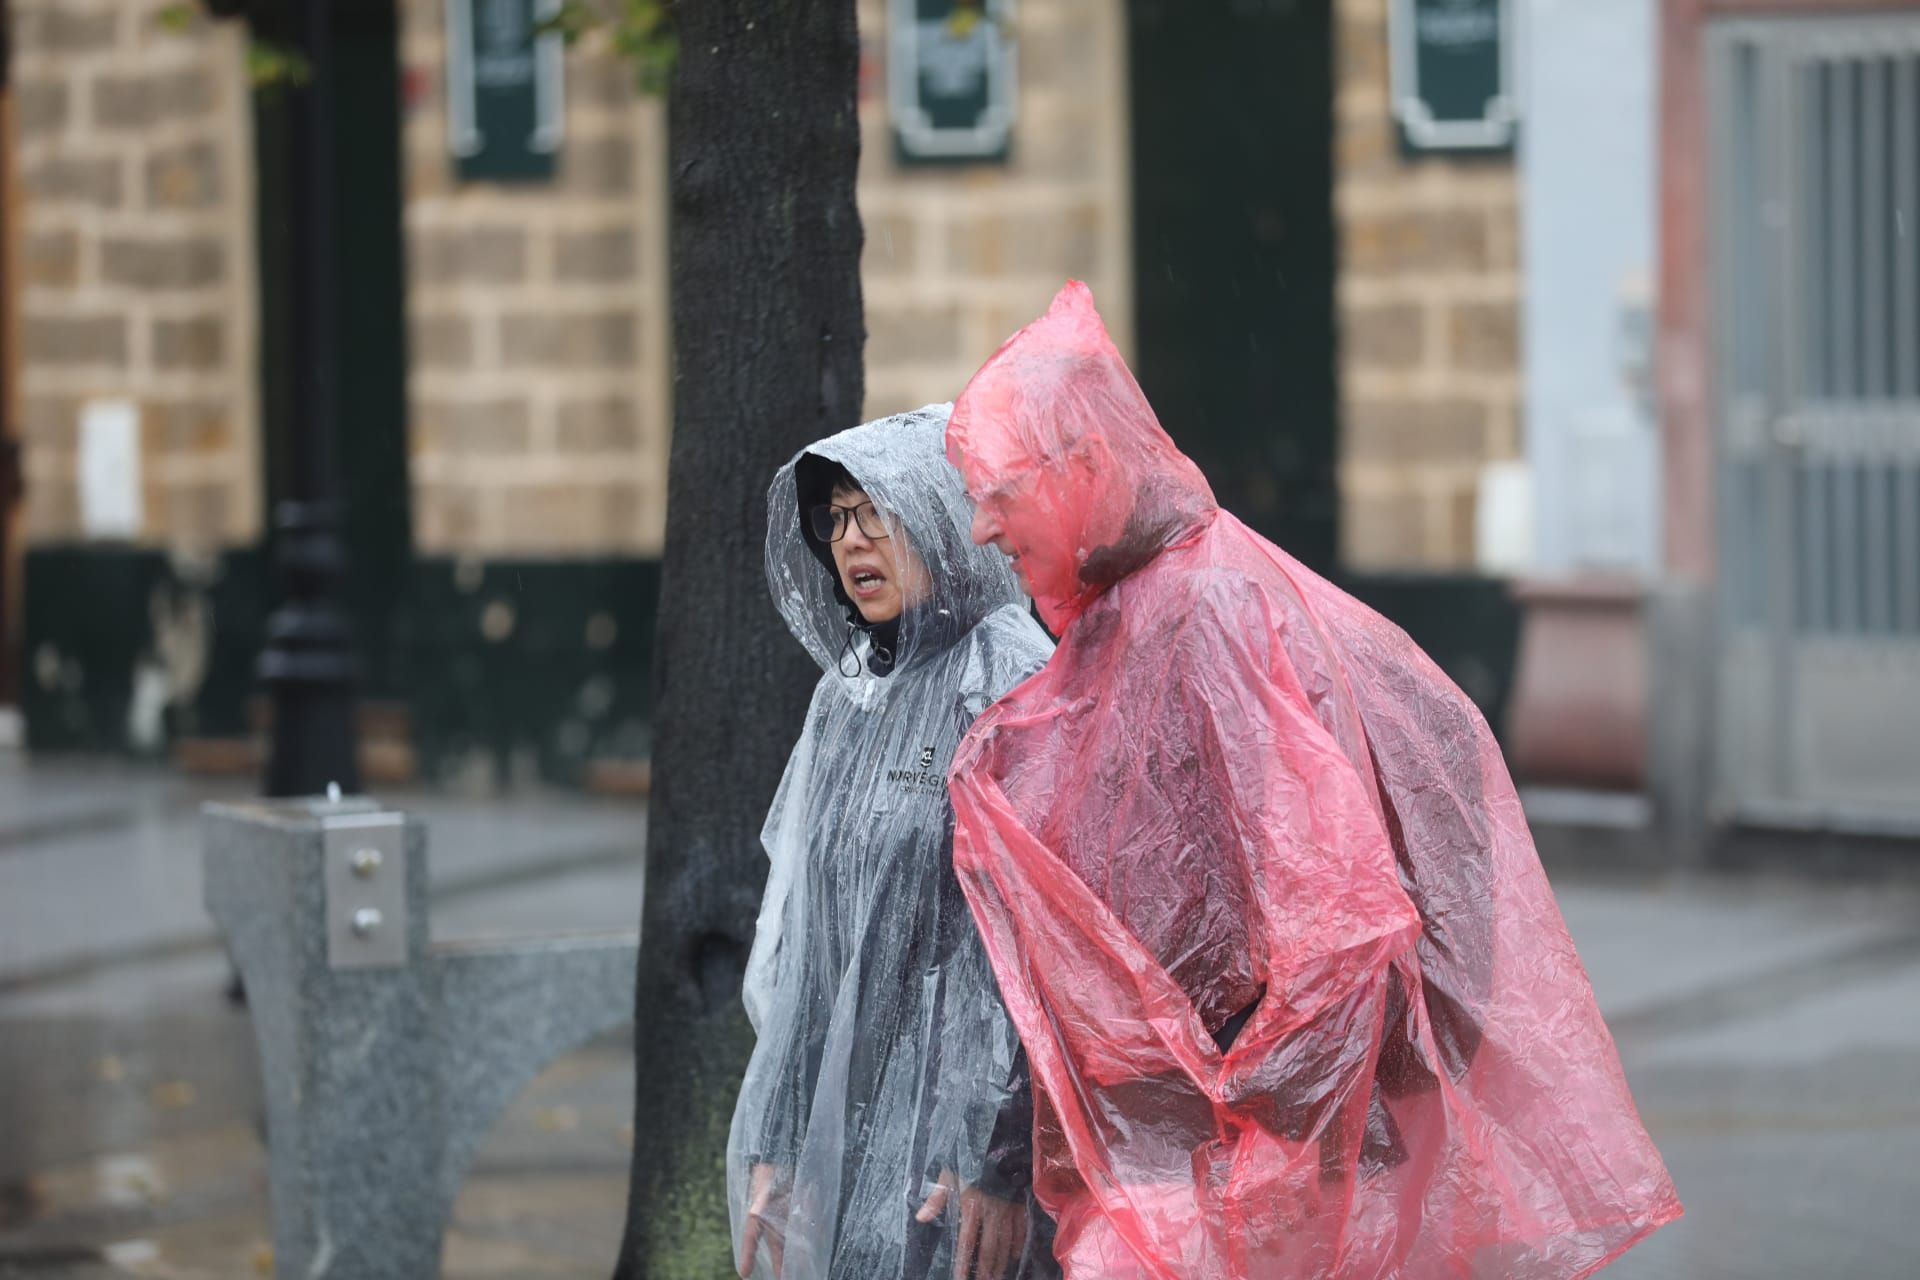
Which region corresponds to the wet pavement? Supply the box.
[1561,875,1920,1280]
[1,756,643,1278]
[3,752,1918,1277]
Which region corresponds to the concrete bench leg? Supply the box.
[204,800,638,1279]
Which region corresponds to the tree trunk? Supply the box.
[614,5,865,1277]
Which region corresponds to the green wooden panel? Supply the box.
[20,548,663,785]
[890,0,1013,165]
[21,547,268,753]
[1390,0,1517,153]
[447,0,563,182]
[403,557,660,787]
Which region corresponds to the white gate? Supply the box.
[1710,15,1920,832]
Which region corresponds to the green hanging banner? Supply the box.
[1389,0,1517,154]
[445,0,565,182]
[889,0,1016,165]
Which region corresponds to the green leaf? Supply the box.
[538,0,601,46]
[532,0,678,96]
[156,3,198,34]
[247,41,313,92]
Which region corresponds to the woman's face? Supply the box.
[826,484,928,625]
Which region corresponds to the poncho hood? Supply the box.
[946,281,1217,634]
[771,403,1027,694]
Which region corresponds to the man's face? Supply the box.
[825,484,924,624]
[963,464,1055,600]
[968,497,1020,584]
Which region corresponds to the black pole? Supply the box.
[0,0,17,713]
[261,0,360,797]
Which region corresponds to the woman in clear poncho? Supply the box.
[729,405,1057,1280]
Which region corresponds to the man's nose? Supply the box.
[970,506,998,547]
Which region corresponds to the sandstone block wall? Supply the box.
[1334,0,1522,571]
[11,0,260,550]
[399,0,671,558]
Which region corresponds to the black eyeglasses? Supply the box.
[810,500,891,543]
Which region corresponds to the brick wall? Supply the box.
[11,1,260,550]
[399,0,671,558]
[1334,0,1521,571]
[857,0,1134,417]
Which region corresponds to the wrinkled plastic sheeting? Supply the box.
[945,284,1682,1279]
[730,406,1057,1279]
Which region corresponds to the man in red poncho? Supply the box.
[943,282,1681,1280]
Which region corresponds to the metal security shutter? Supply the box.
[1710,14,1920,833]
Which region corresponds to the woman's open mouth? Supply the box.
[849,569,886,597]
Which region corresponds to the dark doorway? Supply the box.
[1126,0,1338,572]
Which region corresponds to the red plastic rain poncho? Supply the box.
[943,283,1681,1279]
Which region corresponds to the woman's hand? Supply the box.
[916,1170,1029,1280]
[739,1163,789,1278]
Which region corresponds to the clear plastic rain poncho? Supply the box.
[943,284,1683,1279]
[730,405,1057,1280]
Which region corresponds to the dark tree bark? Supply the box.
[614,5,865,1277]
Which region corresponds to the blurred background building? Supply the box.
[0,0,1914,850]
